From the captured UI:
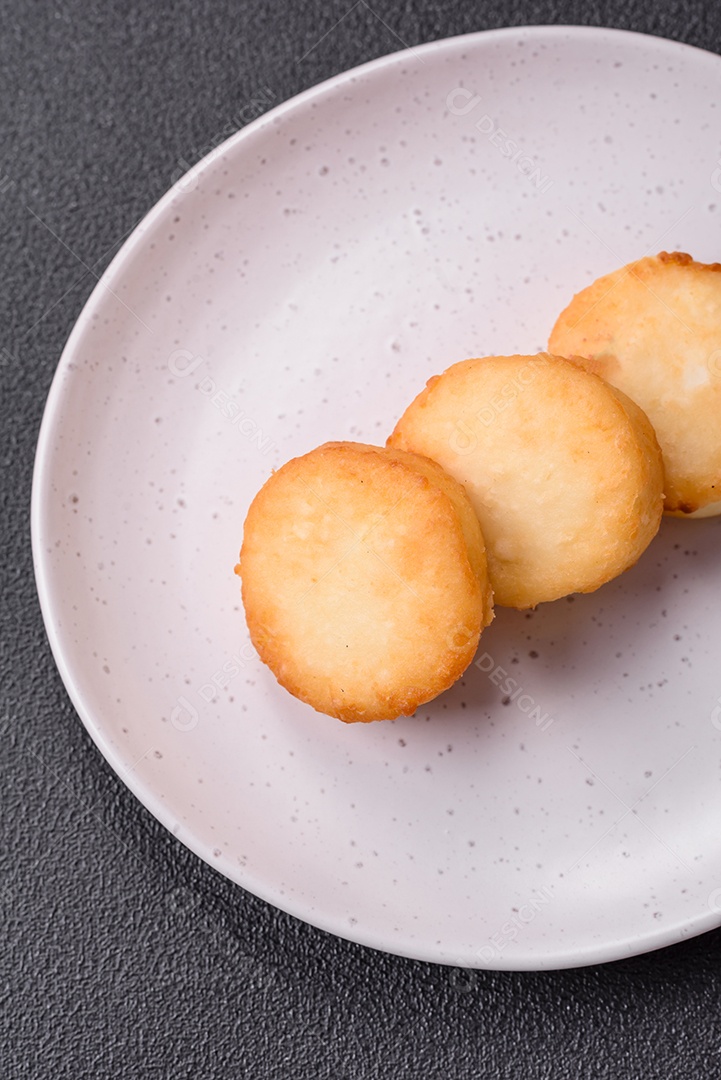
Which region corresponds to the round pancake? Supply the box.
[237,441,494,723]
[548,251,721,515]
[388,354,664,609]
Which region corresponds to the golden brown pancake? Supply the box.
[549,251,721,515]
[388,354,664,609]
[237,441,493,722]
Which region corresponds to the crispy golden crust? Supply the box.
[549,252,721,515]
[388,354,664,609]
[236,441,493,723]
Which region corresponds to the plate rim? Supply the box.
[31,22,721,970]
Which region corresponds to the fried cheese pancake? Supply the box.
[549,251,721,516]
[388,354,664,609]
[237,441,494,723]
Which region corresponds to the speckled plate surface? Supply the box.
[32,26,721,969]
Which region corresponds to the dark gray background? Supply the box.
[3,1,721,1077]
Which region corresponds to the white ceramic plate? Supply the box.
[33,26,721,970]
